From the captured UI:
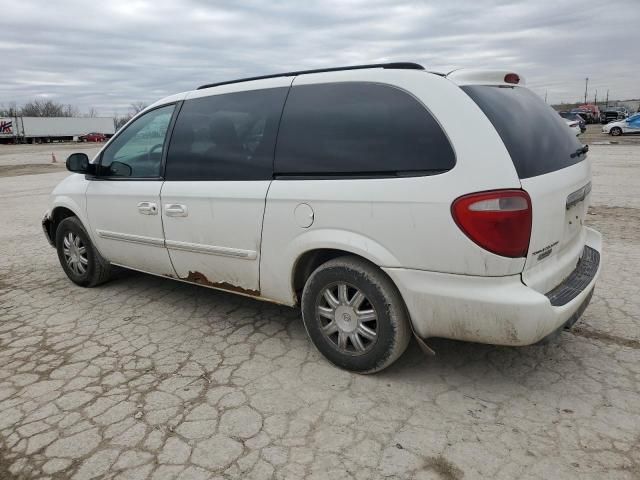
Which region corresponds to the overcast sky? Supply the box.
[1,0,638,115]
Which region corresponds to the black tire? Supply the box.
[610,127,622,136]
[55,216,111,287]
[301,256,411,373]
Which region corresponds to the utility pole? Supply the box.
[594,89,598,105]
[544,90,548,103]
[605,89,609,108]
[584,77,589,104]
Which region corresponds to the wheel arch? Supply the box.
[261,226,405,306]
[52,204,83,234]
[290,247,401,305]
[43,205,81,245]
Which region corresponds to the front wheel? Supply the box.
[610,127,622,136]
[301,256,411,373]
[55,217,112,287]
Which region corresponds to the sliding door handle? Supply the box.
[137,202,158,215]
[164,204,188,217]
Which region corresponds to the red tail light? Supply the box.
[452,190,532,258]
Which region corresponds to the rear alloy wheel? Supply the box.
[316,282,379,355]
[301,256,411,373]
[55,216,112,287]
[610,127,622,136]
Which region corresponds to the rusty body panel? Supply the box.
[181,270,260,297]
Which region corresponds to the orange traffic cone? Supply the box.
[51,153,57,163]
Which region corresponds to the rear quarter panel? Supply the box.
[260,69,525,305]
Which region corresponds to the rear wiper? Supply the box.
[570,145,589,158]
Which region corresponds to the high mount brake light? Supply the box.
[452,190,532,258]
[504,73,520,84]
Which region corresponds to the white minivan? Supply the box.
[43,63,602,373]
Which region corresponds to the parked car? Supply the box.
[602,112,640,136]
[559,111,586,132]
[572,104,600,124]
[563,118,581,136]
[79,132,107,142]
[570,109,593,124]
[42,64,602,373]
[601,107,629,124]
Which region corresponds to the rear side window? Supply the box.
[462,85,583,179]
[275,82,455,176]
[165,87,288,180]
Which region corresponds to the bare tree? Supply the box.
[20,99,79,117]
[63,104,79,117]
[86,107,98,118]
[22,100,59,116]
[130,102,148,114]
[113,112,133,131]
[0,102,18,117]
[110,102,147,131]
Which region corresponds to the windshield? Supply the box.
[462,85,584,179]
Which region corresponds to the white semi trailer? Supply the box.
[0,116,115,143]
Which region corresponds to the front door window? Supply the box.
[100,105,175,178]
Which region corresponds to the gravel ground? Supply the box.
[0,144,639,480]
[0,144,102,177]
[0,143,102,167]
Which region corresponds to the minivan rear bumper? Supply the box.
[384,227,602,346]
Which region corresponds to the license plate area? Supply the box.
[566,182,591,210]
[563,182,591,245]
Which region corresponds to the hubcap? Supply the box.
[316,282,378,355]
[62,232,88,276]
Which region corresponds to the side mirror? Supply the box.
[109,161,132,177]
[66,153,91,174]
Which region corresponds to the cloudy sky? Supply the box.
[1,0,638,115]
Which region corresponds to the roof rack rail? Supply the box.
[196,62,424,90]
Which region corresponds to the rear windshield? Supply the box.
[462,85,584,179]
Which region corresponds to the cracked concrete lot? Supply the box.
[0,144,639,480]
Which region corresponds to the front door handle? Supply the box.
[137,201,158,215]
[164,204,188,217]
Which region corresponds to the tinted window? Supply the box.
[559,112,580,121]
[100,105,175,178]
[275,83,455,176]
[165,88,288,180]
[462,85,583,179]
